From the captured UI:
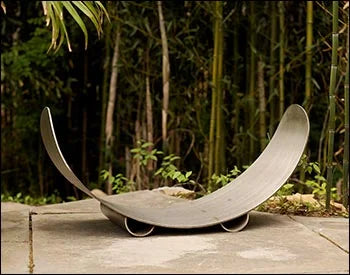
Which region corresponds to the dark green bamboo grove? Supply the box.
[1,1,349,209]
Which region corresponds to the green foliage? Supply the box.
[1,15,74,195]
[1,191,65,205]
[130,140,163,167]
[42,1,109,52]
[130,140,195,186]
[276,183,294,196]
[155,154,194,184]
[298,154,321,175]
[305,178,338,201]
[2,18,71,98]
[298,154,338,200]
[209,166,242,192]
[100,170,131,194]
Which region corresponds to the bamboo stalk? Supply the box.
[105,24,121,195]
[343,22,349,208]
[257,59,267,150]
[135,118,142,190]
[305,1,313,109]
[215,1,223,175]
[268,1,277,135]
[299,1,314,192]
[248,1,256,163]
[232,15,241,166]
[145,44,154,173]
[208,1,220,186]
[157,1,170,153]
[233,18,240,137]
[278,1,285,119]
[326,1,339,210]
[98,19,111,187]
[81,53,88,185]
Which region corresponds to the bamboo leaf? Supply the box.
[61,1,88,49]
[1,1,6,14]
[72,1,101,37]
[95,1,110,22]
[50,2,73,52]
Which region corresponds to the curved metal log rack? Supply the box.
[40,104,309,237]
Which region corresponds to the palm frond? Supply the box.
[42,1,109,53]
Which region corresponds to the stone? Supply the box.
[91,188,107,197]
[152,186,196,200]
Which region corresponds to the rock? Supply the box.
[152,186,196,200]
[91,189,107,197]
[330,201,348,213]
[285,193,320,206]
[269,193,321,207]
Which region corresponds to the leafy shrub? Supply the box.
[100,170,132,194]
[1,190,66,205]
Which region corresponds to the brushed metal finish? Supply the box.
[40,104,309,233]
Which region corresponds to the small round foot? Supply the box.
[220,213,250,232]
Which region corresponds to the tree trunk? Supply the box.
[157,1,170,153]
[105,25,121,195]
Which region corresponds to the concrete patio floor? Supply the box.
[1,198,349,274]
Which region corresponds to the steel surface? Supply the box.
[40,104,309,236]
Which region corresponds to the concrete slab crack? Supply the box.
[31,211,99,215]
[318,232,349,254]
[287,215,349,254]
[28,211,36,274]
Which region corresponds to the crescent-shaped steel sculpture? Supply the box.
[40,104,309,237]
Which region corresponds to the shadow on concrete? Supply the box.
[32,211,283,238]
[154,211,283,237]
[33,216,131,238]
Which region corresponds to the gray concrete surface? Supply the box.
[290,215,349,253]
[1,203,31,274]
[1,199,349,274]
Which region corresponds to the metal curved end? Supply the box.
[40,107,97,199]
[220,213,250,232]
[124,217,155,237]
[100,203,155,237]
